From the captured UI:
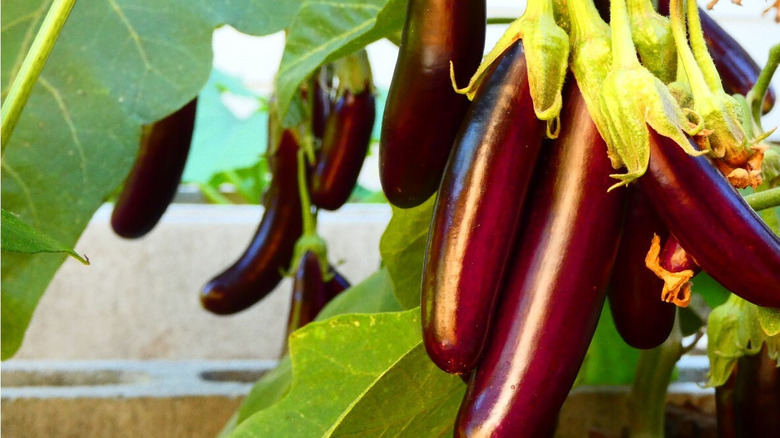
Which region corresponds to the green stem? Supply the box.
[1,0,77,154]
[568,0,607,40]
[745,186,780,212]
[627,0,655,17]
[747,43,780,130]
[610,0,641,69]
[669,0,712,103]
[627,314,685,438]
[196,183,233,205]
[334,49,373,95]
[296,148,316,236]
[686,0,723,93]
[487,17,516,25]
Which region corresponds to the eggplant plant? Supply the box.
[2,0,780,437]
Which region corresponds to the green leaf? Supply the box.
[379,196,435,309]
[275,0,407,127]
[1,208,88,264]
[0,0,301,359]
[231,267,401,429]
[230,309,458,437]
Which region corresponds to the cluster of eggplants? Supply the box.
[201,56,375,315]
[716,346,780,437]
[379,0,486,208]
[111,99,197,239]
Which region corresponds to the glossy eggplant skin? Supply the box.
[733,346,780,437]
[421,41,545,375]
[607,187,677,350]
[660,234,698,273]
[111,99,197,238]
[379,0,486,208]
[286,251,329,335]
[310,89,376,210]
[716,371,737,438]
[312,67,333,140]
[638,129,780,308]
[455,83,625,437]
[200,130,303,315]
[656,1,775,113]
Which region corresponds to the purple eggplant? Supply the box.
[325,267,350,301]
[638,129,780,309]
[732,346,780,437]
[454,83,625,437]
[421,40,545,375]
[379,0,486,208]
[608,187,677,350]
[111,99,197,238]
[286,251,329,336]
[309,88,376,210]
[200,129,303,315]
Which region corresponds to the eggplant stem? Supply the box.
[747,43,780,131]
[568,0,606,39]
[745,186,780,212]
[669,0,713,103]
[296,148,316,237]
[686,0,724,93]
[610,0,641,69]
[1,0,77,155]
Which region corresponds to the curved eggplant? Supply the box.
[607,187,677,350]
[733,345,780,437]
[379,0,486,208]
[286,251,329,335]
[310,89,376,210]
[200,130,303,315]
[111,99,197,238]
[638,129,780,308]
[656,1,775,113]
[454,83,626,437]
[421,41,545,375]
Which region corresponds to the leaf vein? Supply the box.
[1,162,40,228]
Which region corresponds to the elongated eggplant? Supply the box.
[286,251,329,336]
[607,187,677,350]
[200,130,303,315]
[656,1,775,113]
[638,129,780,308]
[716,370,737,438]
[111,99,197,238]
[421,41,545,375]
[454,83,625,437]
[732,345,780,437]
[310,88,375,210]
[312,66,333,140]
[379,0,486,208]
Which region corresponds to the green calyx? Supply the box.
[627,0,677,84]
[596,0,701,189]
[292,233,329,279]
[334,49,373,97]
[706,293,780,387]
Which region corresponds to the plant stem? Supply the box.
[626,314,685,438]
[1,0,77,154]
[686,0,723,93]
[487,17,516,25]
[745,186,780,212]
[610,0,641,69]
[669,0,712,102]
[297,148,316,236]
[747,43,780,129]
[568,0,607,39]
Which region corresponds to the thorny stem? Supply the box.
[627,313,685,438]
[670,0,713,103]
[686,0,724,93]
[1,0,78,154]
[746,43,780,130]
[745,186,780,212]
[610,0,641,69]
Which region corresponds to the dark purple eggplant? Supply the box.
[309,88,375,210]
[286,251,330,336]
[325,267,350,301]
[379,0,486,208]
[421,41,545,375]
[312,66,334,140]
[111,99,197,238]
[732,345,780,437]
[638,129,780,309]
[657,1,775,113]
[608,187,677,350]
[716,368,737,438]
[454,83,625,437]
[200,129,303,315]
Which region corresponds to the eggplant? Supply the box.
[312,66,334,140]
[200,129,303,315]
[607,187,677,350]
[325,267,350,301]
[716,371,737,438]
[310,88,376,210]
[286,251,329,335]
[454,83,626,437]
[379,0,486,208]
[656,1,775,113]
[732,346,780,437]
[638,129,780,308]
[660,234,699,273]
[421,40,545,375]
[111,99,197,238]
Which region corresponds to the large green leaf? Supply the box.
[275,0,407,127]
[230,308,462,437]
[1,209,89,264]
[379,197,435,309]
[0,0,395,359]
